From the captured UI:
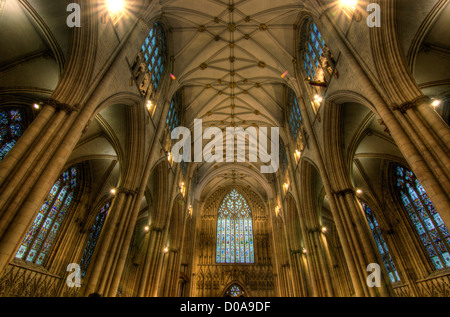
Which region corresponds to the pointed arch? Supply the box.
[392,163,450,270]
[15,165,81,265]
[216,188,254,264]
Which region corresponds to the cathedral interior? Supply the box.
[0,0,449,298]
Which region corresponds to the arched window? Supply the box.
[80,202,111,278]
[361,202,400,283]
[0,107,26,161]
[167,90,182,131]
[280,138,288,173]
[287,88,301,139]
[301,18,326,80]
[216,189,254,264]
[15,166,80,265]
[394,164,450,269]
[142,23,167,93]
[224,284,245,297]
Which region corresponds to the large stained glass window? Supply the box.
[16,166,79,265]
[301,18,326,80]
[287,89,302,139]
[361,202,400,283]
[141,23,167,93]
[216,189,254,264]
[80,202,111,277]
[395,164,450,270]
[167,90,182,131]
[0,107,25,161]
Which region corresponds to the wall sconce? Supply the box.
[180,182,186,197]
[313,94,323,103]
[356,189,363,195]
[283,183,289,193]
[110,188,117,195]
[321,226,327,233]
[164,247,169,253]
[188,205,193,217]
[275,206,280,217]
[144,226,150,232]
[432,99,441,108]
[302,248,307,254]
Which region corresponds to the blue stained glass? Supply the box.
[361,202,400,283]
[395,165,450,269]
[216,189,254,264]
[287,89,301,139]
[15,167,79,265]
[80,202,111,277]
[0,108,26,162]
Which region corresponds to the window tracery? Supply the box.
[394,164,450,269]
[216,189,254,264]
[15,167,80,266]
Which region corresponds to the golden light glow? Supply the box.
[322,226,327,233]
[164,247,169,253]
[283,183,289,192]
[356,189,363,194]
[314,95,323,103]
[340,0,357,9]
[107,0,124,13]
[302,248,307,254]
[275,206,280,217]
[432,100,441,107]
[110,188,117,195]
[144,226,150,232]
[33,103,40,109]
[146,100,153,111]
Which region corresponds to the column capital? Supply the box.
[117,187,138,196]
[334,188,355,197]
[46,98,79,114]
[393,96,430,114]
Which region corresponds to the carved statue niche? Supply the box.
[321,44,338,78]
[139,73,151,96]
[131,51,144,76]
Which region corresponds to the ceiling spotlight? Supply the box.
[432,99,441,107]
[107,0,124,13]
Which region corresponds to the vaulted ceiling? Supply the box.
[161,0,306,200]
[0,0,71,102]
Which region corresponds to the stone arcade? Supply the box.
[0,0,449,298]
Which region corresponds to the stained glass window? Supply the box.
[80,202,111,277]
[15,166,79,266]
[280,138,288,173]
[287,88,302,139]
[301,19,326,80]
[0,107,25,161]
[225,284,245,297]
[141,23,167,93]
[216,189,254,264]
[361,202,400,283]
[167,90,182,131]
[395,164,450,270]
